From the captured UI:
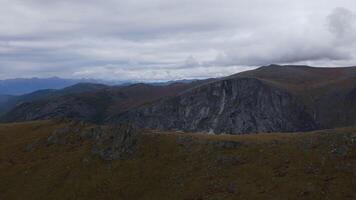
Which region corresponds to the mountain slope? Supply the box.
[1,90,114,122]
[230,64,356,94]
[0,95,14,104]
[0,83,109,115]
[0,82,202,123]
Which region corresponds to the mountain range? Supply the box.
[1,64,356,135]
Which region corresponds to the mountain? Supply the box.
[0,77,126,95]
[2,65,356,134]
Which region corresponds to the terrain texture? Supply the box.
[0,121,355,200]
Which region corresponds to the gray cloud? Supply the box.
[0,0,355,80]
[327,7,355,38]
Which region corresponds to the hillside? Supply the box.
[0,83,109,115]
[230,64,356,95]
[0,82,202,123]
[0,121,355,200]
[231,65,356,128]
[0,95,13,105]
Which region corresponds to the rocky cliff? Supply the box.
[114,78,317,134]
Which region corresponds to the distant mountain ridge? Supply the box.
[0,77,128,95]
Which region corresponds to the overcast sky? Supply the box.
[0,0,355,81]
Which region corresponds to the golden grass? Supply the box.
[0,121,355,200]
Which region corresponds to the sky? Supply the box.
[0,0,355,81]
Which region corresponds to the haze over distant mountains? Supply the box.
[0,77,130,95]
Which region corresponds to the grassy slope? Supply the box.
[0,121,355,200]
[229,65,356,100]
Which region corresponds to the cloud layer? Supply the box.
[0,0,355,80]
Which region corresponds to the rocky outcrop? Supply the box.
[47,123,141,160]
[85,124,141,160]
[114,78,317,134]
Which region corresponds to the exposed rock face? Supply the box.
[115,78,317,134]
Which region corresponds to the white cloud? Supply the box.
[0,0,355,80]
